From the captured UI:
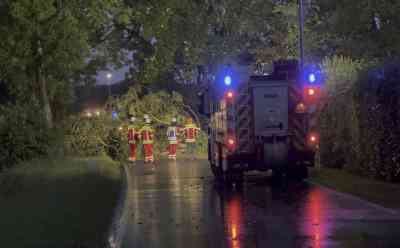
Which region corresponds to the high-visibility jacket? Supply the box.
[183,124,200,143]
[140,125,154,145]
[167,126,179,144]
[127,125,139,144]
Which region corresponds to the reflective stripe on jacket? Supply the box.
[127,125,138,144]
[184,124,199,143]
[140,125,154,144]
[167,126,179,144]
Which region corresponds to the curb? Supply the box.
[106,164,132,248]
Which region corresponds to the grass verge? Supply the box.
[310,167,400,209]
[0,156,121,248]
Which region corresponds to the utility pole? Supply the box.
[107,73,112,99]
[298,0,305,70]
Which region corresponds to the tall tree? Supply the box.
[0,0,121,127]
[308,0,400,60]
[107,0,295,84]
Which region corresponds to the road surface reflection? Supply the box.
[123,160,400,248]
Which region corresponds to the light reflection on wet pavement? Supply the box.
[122,159,400,248]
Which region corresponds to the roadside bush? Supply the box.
[0,102,56,171]
[319,57,400,182]
[356,62,400,181]
[319,55,366,170]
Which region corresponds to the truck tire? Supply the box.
[271,166,289,190]
[288,164,308,182]
[297,164,309,181]
[211,162,222,179]
[216,144,244,188]
[211,144,224,182]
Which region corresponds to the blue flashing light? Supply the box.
[224,75,232,86]
[308,73,316,83]
[112,111,118,120]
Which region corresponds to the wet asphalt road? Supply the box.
[122,159,400,248]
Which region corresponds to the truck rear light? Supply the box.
[295,102,307,114]
[308,133,319,146]
[303,87,321,104]
[225,90,235,105]
[226,137,236,150]
[225,90,234,99]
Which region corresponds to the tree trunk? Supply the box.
[37,65,53,128]
[41,75,53,128]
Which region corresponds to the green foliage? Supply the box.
[0,102,57,171]
[113,87,186,124]
[319,56,365,169]
[112,87,204,158]
[0,0,123,126]
[195,131,208,156]
[64,111,120,157]
[306,1,400,60]
[319,57,400,182]
[355,62,400,181]
[65,88,206,161]
[322,55,366,95]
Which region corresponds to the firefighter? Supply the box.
[140,116,155,163]
[183,117,200,159]
[167,117,179,160]
[127,116,139,162]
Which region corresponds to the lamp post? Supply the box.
[106,73,112,98]
[299,0,305,70]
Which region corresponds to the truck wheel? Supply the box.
[211,163,222,179]
[231,172,244,189]
[289,164,308,182]
[271,168,288,189]
[211,145,224,183]
[298,164,309,180]
[221,172,243,189]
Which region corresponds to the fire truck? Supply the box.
[201,57,322,185]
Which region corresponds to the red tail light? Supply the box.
[225,90,235,106]
[304,86,321,104]
[226,137,236,150]
[225,90,234,99]
[308,133,319,146]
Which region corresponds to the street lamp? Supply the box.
[106,73,112,98]
[298,0,305,70]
